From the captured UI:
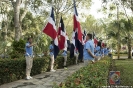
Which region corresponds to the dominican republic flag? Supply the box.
[58,17,67,50]
[82,30,87,44]
[70,0,83,60]
[43,7,59,58]
[92,32,98,47]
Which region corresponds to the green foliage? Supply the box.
[0,56,76,85]
[115,51,127,54]
[54,57,111,88]
[0,57,48,85]
[55,56,76,69]
[10,39,26,59]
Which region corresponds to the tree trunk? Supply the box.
[117,41,120,59]
[3,23,7,58]
[117,5,120,59]
[128,32,131,59]
[13,0,21,41]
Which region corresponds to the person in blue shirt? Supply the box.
[49,41,56,72]
[25,37,35,80]
[101,46,105,57]
[62,47,67,68]
[103,44,109,56]
[94,41,102,60]
[83,33,96,66]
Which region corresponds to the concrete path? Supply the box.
[0,63,84,88]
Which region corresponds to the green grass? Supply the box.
[113,54,127,56]
[115,59,133,86]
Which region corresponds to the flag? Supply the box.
[43,7,59,58]
[92,32,98,47]
[82,29,87,44]
[58,17,67,50]
[66,33,71,51]
[109,71,120,84]
[70,0,83,60]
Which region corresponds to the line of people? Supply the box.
[25,34,110,80]
[49,41,79,72]
[83,33,110,66]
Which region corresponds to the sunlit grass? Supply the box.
[115,59,133,86]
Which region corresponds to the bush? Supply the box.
[53,57,111,88]
[0,56,76,85]
[0,57,48,85]
[55,56,76,69]
[10,39,26,59]
[115,51,127,54]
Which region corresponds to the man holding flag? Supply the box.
[70,0,83,61]
[58,16,68,68]
[43,7,59,72]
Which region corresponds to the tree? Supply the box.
[0,0,44,41]
[101,0,133,59]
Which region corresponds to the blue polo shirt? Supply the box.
[49,44,54,56]
[83,40,94,60]
[101,48,104,55]
[95,46,100,53]
[25,42,33,56]
[95,46,101,56]
[104,48,108,55]
[62,50,67,56]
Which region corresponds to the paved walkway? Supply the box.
[0,63,84,88]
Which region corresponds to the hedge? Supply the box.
[53,57,111,88]
[0,56,76,85]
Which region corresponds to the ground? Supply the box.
[0,63,84,88]
[0,56,133,88]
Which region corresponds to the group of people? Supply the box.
[83,33,110,66]
[24,33,110,80]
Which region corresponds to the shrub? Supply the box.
[0,56,76,85]
[53,57,111,88]
[115,51,127,54]
[0,57,48,85]
[55,56,76,69]
[10,39,26,59]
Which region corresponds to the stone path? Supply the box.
[0,63,84,88]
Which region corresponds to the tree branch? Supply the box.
[20,0,30,22]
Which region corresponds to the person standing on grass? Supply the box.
[25,37,35,80]
[83,33,96,66]
[62,47,67,68]
[49,41,56,72]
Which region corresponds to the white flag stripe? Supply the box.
[54,37,58,46]
[48,17,57,32]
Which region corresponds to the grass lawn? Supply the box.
[115,59,133,86]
